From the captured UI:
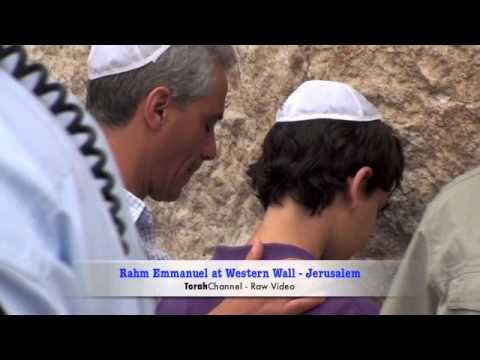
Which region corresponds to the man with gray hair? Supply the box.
[86,45,323,315]
[87,45,234,260]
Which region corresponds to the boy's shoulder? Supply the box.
[306,297,381,315]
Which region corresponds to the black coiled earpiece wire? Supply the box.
[0,45,129,255]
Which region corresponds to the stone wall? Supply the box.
[27,45,480,259]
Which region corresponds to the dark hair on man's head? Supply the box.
[247,119,404,215]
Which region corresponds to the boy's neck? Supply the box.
[252,197,335,259]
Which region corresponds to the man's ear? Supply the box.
[348,166,373,208]
[143,86,171,131]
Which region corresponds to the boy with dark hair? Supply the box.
[156,80,405,315]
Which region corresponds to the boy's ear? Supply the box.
[348,166,373,208]
[143,86,171,131]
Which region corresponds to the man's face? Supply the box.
[147,64,228,202]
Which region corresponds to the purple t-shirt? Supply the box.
[155,243,380,315]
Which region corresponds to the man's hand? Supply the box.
[208,237,324,315]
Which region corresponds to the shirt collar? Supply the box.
[123,189,147,224]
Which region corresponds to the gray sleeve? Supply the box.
[445,309,480,315]
[381,228,438,315]
[443,269,480,315]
